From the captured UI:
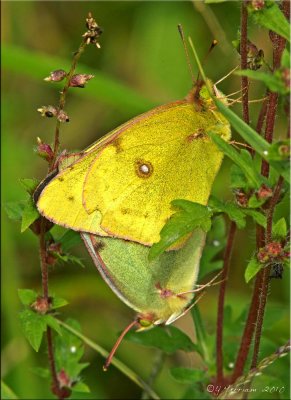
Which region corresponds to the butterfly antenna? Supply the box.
[103,319,138,371]
[177,270,223,296]
[195,39,218,83]
[178,24,195,86]
[214,65,239,86]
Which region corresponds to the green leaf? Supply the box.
[170,367,206,383]
[267,140,290,162]
[149,200,212,260]
[19,178,39,194]
[272,218,287,240]
[56,319,159,399]
[248,1,290,42]
[54,319,89,380]
[18,289,38,306]
[44,315,62,336]
[30,367,50,379]
[230,164,249,190]
[248,194,267,208]
[1,381,18,400]
[242,209,267,228]
[57,230,82,252]
[209,197,246,228]
[208,132,262,188]
[19,309,47,351]
[4,200,26,221]
[236,70,289,95]
[182,384,211,400]
[21,198,39,233]
[55,253,85,268]
[71,381,90,393]
[125,326,197,354]
[189,37,289,181]
[51,296,69,310]
[245,257,262,283]
[281,48,290,68]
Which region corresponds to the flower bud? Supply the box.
[256,184,273,200]
[36,141,54,162]
[83,12,102,48]
[31,296,50,314]
[44,69,67,82]
[281,68,290,90]
[57,110,70,123]
[58,369,71,388]
[234,189,249,208]
[250,0,265,10]
[265,242,282,257]
[69,74,94,88]
[278,144,290,157]
[257,248,269,263]
[37,105,58,118]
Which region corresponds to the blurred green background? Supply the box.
[2,1,289,399]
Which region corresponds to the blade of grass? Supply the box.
[188,37,289,183]
[191,306,210,364]
[56,319,160,400]
[2,44,155,115]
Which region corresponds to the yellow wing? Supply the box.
[37,99,230,245]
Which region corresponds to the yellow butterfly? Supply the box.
[37,83,230,247]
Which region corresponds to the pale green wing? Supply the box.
[81,231,205,324]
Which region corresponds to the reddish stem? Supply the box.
[39,219,64,399]
[216,221,236,384]
[232,2,289,382]
[49,41,87,172]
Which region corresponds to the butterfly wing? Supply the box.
[81,229,205,324]
[37,99,230,245]
[83,101,230,245]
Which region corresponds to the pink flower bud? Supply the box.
[265,242,283,257]
[37,142,54,162]
[257,248,269,263]
[57,110,70,123]
[44,69,67,82]
[57,369,71,388]
[251,0,265,10]
[69,74,94,88]
[256,184,273,200]
[31,296,50,314]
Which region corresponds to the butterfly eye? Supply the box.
[135,160,153,178]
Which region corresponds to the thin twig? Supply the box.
[141,350,166,400]
[216,221,236,384]
[49,41,87,171]
[39,218,62,399]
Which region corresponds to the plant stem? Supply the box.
[232,2,289,382]
[240,2,249,125]
[216,220,236,384]
[49,40,87,172]
[141,350,165,400]
[250,176,284,369]
[249,0,288,368]
[56,319,160,400]
[39,218,62,399]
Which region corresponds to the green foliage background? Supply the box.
[2,1,289,399]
